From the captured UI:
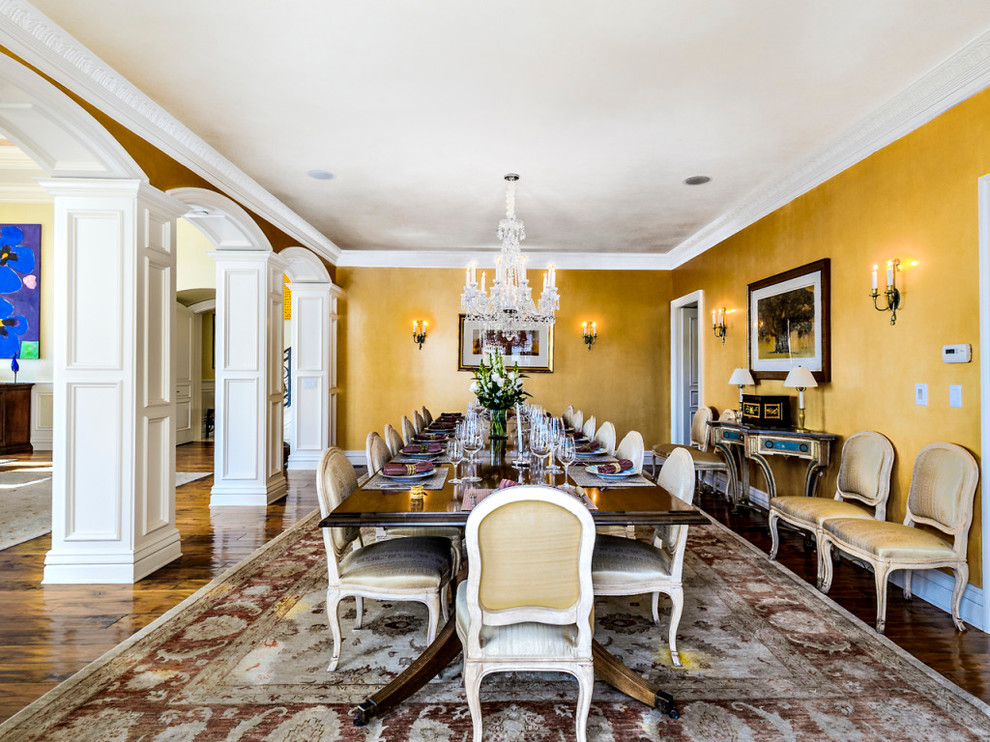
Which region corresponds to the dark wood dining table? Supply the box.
[319,440,708,727]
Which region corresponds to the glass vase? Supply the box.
[488,407,508,439]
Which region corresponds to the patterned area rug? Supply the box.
[0,470,210,551]
[1,511,988,741]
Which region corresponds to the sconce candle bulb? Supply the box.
[412,320,428,349]
[870,258,901,324]
[582,321,598,350]
[712,307,727,344]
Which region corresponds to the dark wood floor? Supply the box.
[0,447,988,724]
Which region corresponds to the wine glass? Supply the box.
[547,422,563,474]
[558,435,577,486]
[447,437,464,484]
[462,426,483,483]
[529,426,552,481]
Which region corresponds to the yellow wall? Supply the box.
[176,218,217,291]
[0,202,53,382]
[337,267,672,452]
[672,86,990,586]
[201,311,215,381]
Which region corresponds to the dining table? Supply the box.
[319,432,709,727]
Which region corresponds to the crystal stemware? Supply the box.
[447,437,464,484]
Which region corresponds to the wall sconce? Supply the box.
[783,365,817,431]
[870,259,901,325]
[712,307,727,344]
[412,320,428,349]
[582,321,597,350]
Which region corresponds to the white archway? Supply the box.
[280,247,341,469]
[168,187,287,506]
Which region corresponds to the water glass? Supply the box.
[557,435,577,484]
[447,438,464,484]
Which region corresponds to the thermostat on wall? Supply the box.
[942,344,972,363]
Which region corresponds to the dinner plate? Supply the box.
[575,447,605,458]
[585,465,636,478]
[402,450,442,459]
[383,468,435,481]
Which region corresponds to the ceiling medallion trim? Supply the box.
[668,27,990,269]
[0,0,341,263]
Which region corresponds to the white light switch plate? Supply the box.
[915,383,928,406]
[950,385,962,408]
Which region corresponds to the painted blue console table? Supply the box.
[709,422,837,509]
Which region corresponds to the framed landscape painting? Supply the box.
[458,315,554,372]
[747,259,830,382]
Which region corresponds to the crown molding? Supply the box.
[0,0,340,263]
[667,27,990,268]
[336,248,672,270]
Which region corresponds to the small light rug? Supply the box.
[1,512,989,740]
[0,470,211,552]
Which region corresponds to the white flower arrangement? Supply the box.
[471,349,529,410]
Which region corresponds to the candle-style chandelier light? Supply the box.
[460,174,560,335]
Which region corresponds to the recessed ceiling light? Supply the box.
[307,169,334,180]
[684,175,711,186]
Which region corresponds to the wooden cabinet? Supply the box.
[0,383,32,454]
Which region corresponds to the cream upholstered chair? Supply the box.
[562,405,576,429]
[571,409,584,433]
[384,424,404,457]
[592,447,696,666]
[413,410,426,434]
[594,421,617,456]
[652,407,734,499]
[769,431,894,587]
[365,432,392,474]
[421,406,433,426]
[616,430,645,473]
[820,442,979,633]
[581,415,597,440]
[317,447,453,671]
[457,485,596,742]
[401,415,416,446]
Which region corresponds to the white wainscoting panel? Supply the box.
[30,381,53,450]
[286,282,332,471]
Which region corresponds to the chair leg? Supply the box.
[326,590,343,672]
[873,563,891,634]
[902,570,913,601]
[951,564,969,631]
[667,588,684,668]
[768,511,781,561]
[463,663,485,742]
[650,592,661,625]
[819,537,835,593]
[573,664,594,742]
[440,583,450,624]
[354,596,364,629]
[814,532,827,590]
[425,593,440,644]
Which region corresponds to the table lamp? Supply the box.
[728,367,755,418]
[783,365,817,431]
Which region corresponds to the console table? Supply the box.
[709,422,836,509]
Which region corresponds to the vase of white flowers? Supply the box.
[469,349,529,438]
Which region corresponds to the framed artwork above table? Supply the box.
[748,259,831,382]
[457,314,554,372]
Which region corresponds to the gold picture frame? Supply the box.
[457,315,554,372]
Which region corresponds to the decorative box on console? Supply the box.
[741,394,791,429]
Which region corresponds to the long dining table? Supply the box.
[319,436,708,727]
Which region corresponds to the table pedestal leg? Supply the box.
[592,639,680,719]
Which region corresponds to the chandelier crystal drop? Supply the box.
[460,174,560,335]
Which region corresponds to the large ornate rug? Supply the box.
[2,511,988,741]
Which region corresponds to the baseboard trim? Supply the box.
[344,450,366,467]
[717,473,987,632]
[42,531,182,584]
[286,451,321,470]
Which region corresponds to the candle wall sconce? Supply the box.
[870,260,901,325]
[712,307,727,344]
[412,320,428,349]
[582,321,597,350]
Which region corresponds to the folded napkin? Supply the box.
[497,478,520,489]
[429,421,455,430]
[439,412,463,420]
[414,431,447,442]
[382,461,435,476]
[595,459,634,474]
[576,441,603,454]
[401,442,443,455]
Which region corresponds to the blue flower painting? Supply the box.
[0,225,40,359]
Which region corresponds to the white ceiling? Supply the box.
[20,1,990,259]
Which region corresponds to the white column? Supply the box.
[41,178,185,584]
[210,250,287,506]
[286,281,333,469]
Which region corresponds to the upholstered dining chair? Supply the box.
[421,406,433,426]
[652,407,734,500]
[594,421,617,456]
[562,404,576,429]
[413,410,426,434]
[316,447,453,671]
[384,424,404,457]
[365,432,392,474]
[401,415,416,446]
[820,442,979,633]
[769,431,894,588]
[591,447,696,666]
[616,430,645,473]
[582,415,597,440]
[457,485,596,742]
[572,409,584,433]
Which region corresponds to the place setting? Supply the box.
[364,458,449,490]
[568,457,654,488]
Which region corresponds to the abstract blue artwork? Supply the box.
[0,224,40,359]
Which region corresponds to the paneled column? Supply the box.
[41,178,185,584]
[285,281,336,469]
[210,250,287,506]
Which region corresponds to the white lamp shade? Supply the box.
[728,367,755,386]
[783,365,817,389]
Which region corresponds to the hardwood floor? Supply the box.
[0,442,319,723]
[0,448,988,724]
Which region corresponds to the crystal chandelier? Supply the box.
[460,174,559,335]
